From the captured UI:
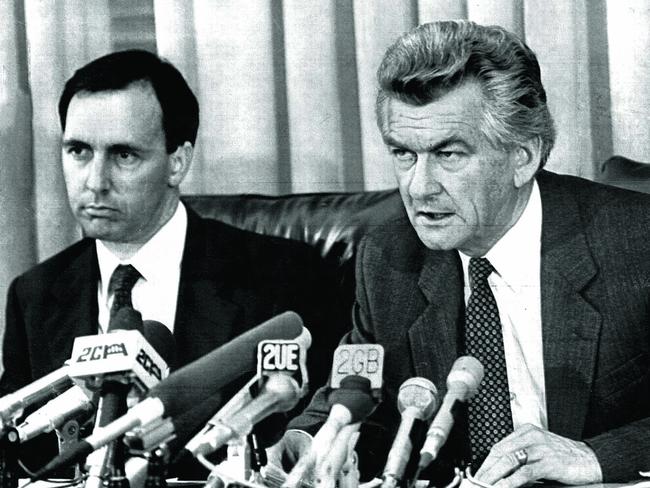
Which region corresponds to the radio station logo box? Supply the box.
[257,339,308,392]
[68,330,169,391]
[330,344,384,391]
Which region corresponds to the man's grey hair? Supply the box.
[376,20,556,167]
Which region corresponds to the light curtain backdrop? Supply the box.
[1,0,650,337]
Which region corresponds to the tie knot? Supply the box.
[108,264,141,296]
[468,257,494,286]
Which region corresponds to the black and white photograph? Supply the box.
[0,1,649,487]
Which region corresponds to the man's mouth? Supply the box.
[415,210,454,222]
[81,204,117,218]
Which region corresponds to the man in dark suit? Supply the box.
[279,20,650,487]
[0,50,347,475]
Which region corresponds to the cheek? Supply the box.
[472,177,508,223]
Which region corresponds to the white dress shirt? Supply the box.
[96,202,188,333]
[458,181,547,430]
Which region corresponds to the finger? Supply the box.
[318,424,361,484]
[284,450,316,488]
[340,430,361,474]
[474,426,542,479]
[475,445,540,485]
[493,464,536,488]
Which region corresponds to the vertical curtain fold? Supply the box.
[193,0,280,195]
[282,0,363,193]
[606,0,650,164]
[0,0,36,339]
[467,0,523,36]
[153,0,204,193]
[525,0,596,178]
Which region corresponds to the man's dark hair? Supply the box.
[59,49,199,153]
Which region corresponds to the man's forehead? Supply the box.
[383,106,482,148]
[63,83,164,144]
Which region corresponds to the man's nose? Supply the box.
[85,155,111,192]
[408,155,444,199]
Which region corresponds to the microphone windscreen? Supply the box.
[142,320,177,367]
[327,375,376,423]
[148,311,304,418]
[107,307,143,333]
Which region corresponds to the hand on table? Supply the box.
[474,424,602,488]
[266,426,360,488]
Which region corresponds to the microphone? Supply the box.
[33,311,305,479]
[418,356,484,470]
[0,308,149,432]
[9,385,95,444]
[184,332,311,457]
[304,344,384,473]
[83,308,147,488]
[381,378,438,488]
[0,367,72,430]
[76,314,175,488]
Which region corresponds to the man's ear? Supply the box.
[512,137,542,188]
[168,142,193,188]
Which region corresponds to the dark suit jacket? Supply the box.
[290,171,650,482]
[0,208,351,475]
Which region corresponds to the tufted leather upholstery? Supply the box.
[183,189,405,264]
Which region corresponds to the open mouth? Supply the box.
[417,211,454,222]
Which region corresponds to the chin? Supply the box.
[80,225,122,242]
[415,231,457,252]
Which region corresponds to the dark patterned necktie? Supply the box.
[464,257,513,466]
[108,264,141,317]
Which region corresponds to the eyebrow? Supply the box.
[61,139,147,154]
[61,138,90,148]
[383,135,472,152]
[108,143,145,154]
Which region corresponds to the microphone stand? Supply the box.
[143,447,168,488]
[0,431,18,488]
[86,379,131,488]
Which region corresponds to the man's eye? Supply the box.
[115,151,137,165]
[436,150,464,163]
[391,148,417,163]
[66,146,91,160]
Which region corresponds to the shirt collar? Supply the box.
[96,202,188,295]
[459,180,542,287]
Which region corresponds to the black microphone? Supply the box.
[418,356,484,470]
[33,311,305,479]
[308,344,385,465]
[85,308,145,488]
[381,378,438,488]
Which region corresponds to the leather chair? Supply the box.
[183,189,404,264]
[600,155,650,194]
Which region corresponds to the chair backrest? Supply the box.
[183,189,405,264]
[600,155,650,194]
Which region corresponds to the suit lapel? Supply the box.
[538,173,601,439]
[48,241,98,371]
[173,210,242,368]
[409,250,464,397]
